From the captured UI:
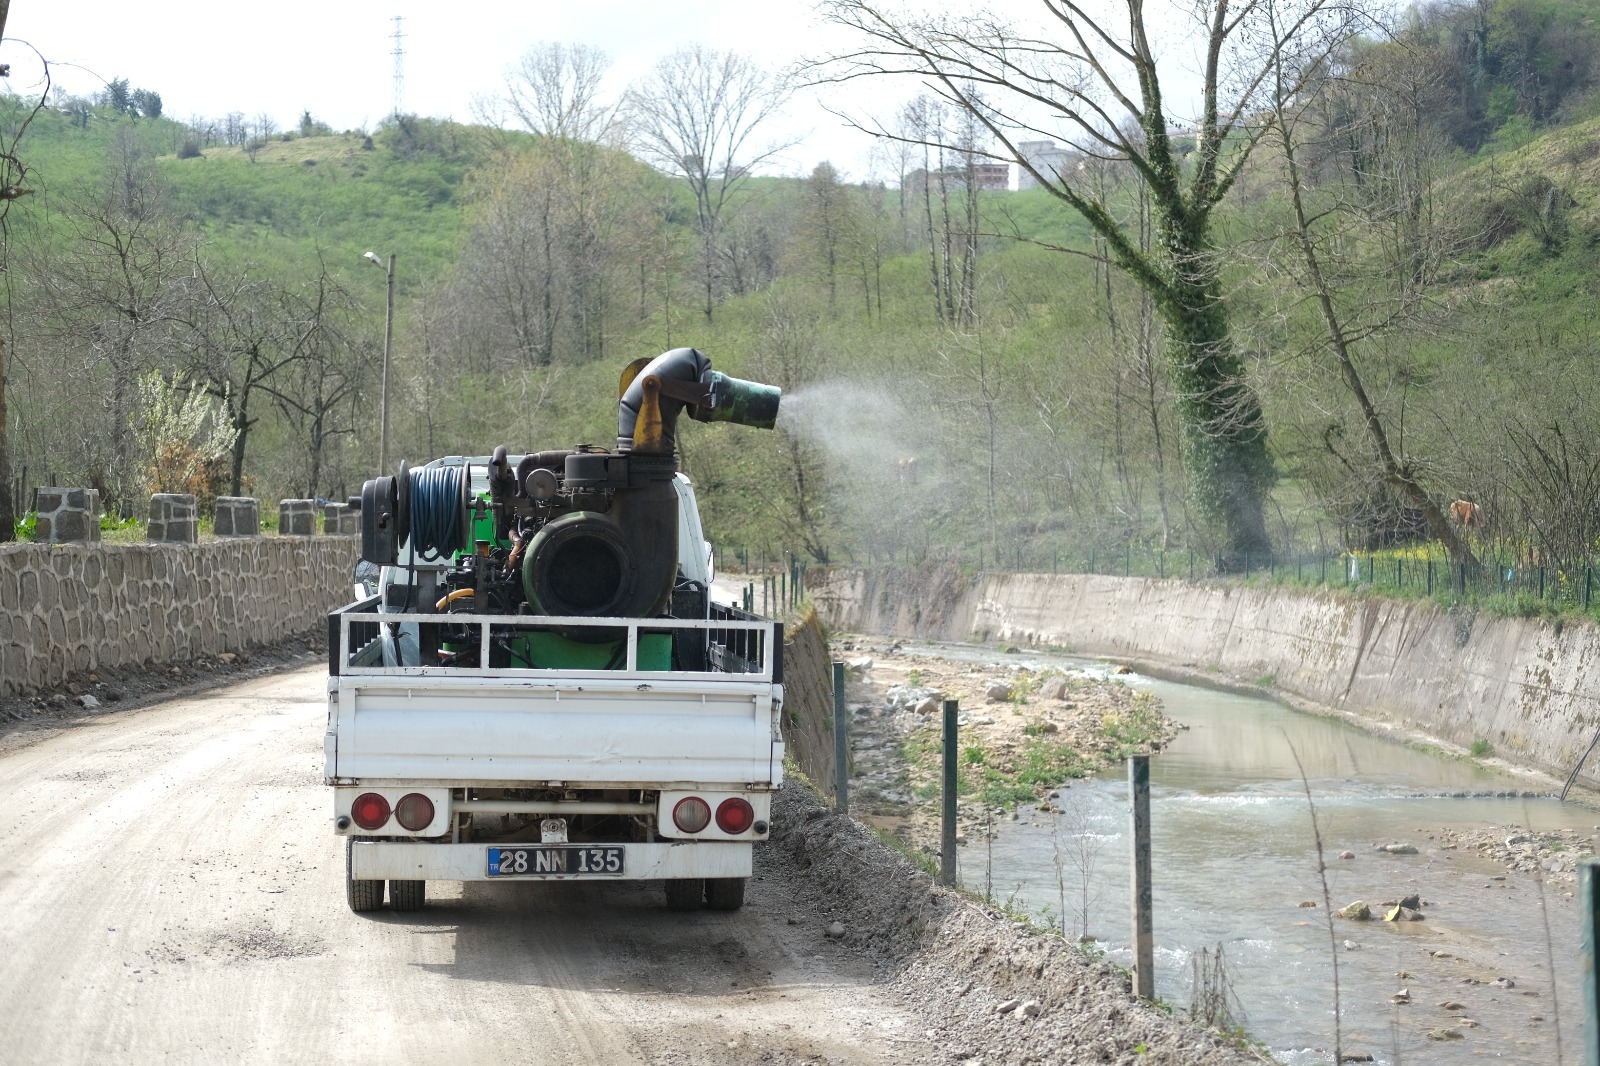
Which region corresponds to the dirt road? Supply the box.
[1,663,1265,1066]
[0,666,930,1066]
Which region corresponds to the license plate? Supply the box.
[487,845,624,877]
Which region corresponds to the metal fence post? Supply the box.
[833,661,849,816]
[940,700,959,887]
[1582,860,1600,1066]
[1129,754,1155,1000]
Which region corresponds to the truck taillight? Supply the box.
[352,792,390,830]
[673,796,711,833]
[716,797,754,834]
[395,793,434,831]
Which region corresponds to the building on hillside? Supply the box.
[1016,140,1076,189]
[906,161,1012,195]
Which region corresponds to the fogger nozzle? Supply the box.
[691,371,781,430]
[618,348,782,453]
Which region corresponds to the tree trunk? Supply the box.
[229,393,251,498]
[1276,114,1478,568]
[0,337,12,540]
[1157,260,1275,559]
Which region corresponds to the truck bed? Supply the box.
[328,674,778,785]
[324,602,784,789]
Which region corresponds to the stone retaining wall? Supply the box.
[810,565,1600,792]
[0,539,359,696]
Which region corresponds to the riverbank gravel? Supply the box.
[1427,823,1596,884]
[837,637,1181,852]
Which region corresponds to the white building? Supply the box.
[1015,140,1075,189]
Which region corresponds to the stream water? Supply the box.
[930,645,1593,1065]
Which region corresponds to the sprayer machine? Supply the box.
[326,349,788,916]
[347,347,779,666]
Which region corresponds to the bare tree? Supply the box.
[501,42,615,141]
[25,133,194,510]
[749,293,834,562]
[171,261,312,496]
[818,0,1352,555]
[268,264,371,498]
[0,16,42,539]
[1262,8,1478,566]
[460,43,653,365]
[626,45,793,322]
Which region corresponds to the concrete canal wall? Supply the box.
[810,565,1600,791]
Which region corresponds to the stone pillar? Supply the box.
[32,487,101,543]
[322,502,358,536]
[147,493,199,544]
[278,499,317,536]
[214,496,260,537]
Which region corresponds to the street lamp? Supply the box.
[363,251,396,475]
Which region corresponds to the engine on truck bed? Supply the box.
[347,347,779,671]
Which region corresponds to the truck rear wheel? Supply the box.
[388,879,426,912]
[705,877,746,911]
[346,839,384,913]
[664,878,704,911]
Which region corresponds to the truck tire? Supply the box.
[346,839,384,913]
[705,877,746,911]
[388,879,426,912]
[664,878,704,911]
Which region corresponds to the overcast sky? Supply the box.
[4,0,1231,185]
[3,0,895,179]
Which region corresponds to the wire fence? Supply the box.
[715,542,1600,616]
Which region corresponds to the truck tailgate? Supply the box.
[330,676,778,785]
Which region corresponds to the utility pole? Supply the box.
[380,253,395,475]
[0,1,18,541]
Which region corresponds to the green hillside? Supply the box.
[7,7,1600,574]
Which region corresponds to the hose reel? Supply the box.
[355,463,469,565]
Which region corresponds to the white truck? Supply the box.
[325,349,786,913]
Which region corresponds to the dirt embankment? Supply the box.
[834,636,1180,852]
[769,784,1268,1065]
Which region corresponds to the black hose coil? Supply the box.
[408,465,465,559]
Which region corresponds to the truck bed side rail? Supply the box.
[327,601,783,684]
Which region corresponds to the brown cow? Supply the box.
[1449,499,1484,529]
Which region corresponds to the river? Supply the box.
[933,647,1592,1065]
